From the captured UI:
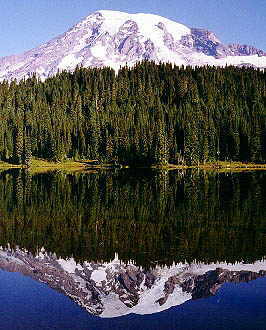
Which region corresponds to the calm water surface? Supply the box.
[0,169,265,329]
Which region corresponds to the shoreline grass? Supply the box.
[1,158,266,174]
[153,161,266,172]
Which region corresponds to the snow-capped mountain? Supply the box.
[0,10,265,82]
[0,247,265,317]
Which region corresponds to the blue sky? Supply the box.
[0,0,265,56]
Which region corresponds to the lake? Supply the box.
[0,169,265,329]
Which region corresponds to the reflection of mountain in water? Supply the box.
[0,247,265,317]
[0,169,265,266]
[0,170,265,317]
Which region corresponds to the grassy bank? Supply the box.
[0,160,21,169]
[0,158,94,173]
[1,158,266,173]
[153,161,266,172]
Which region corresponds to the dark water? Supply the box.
[0,169,265,329]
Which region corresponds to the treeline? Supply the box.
[0,62,265,166]
[0,169,265,266]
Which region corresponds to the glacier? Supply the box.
[0,10,265,82]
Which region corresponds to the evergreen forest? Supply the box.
[0,62,265,166]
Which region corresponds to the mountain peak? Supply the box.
[0,10,265,81]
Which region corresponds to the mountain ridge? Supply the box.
[0,10,265,81]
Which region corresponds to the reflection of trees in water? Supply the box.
[0,169,265,267]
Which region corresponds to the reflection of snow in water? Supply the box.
[0,247,265,318]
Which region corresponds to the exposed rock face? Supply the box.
[156,268,266,306]
[0,10,265,82]
[228,44,266,57]
[0,248,161,316]
[181,268,266,299]
[181,29,266,59]
[189,28,224,57]
[0,247,265,317]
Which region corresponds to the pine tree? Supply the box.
[13,127,23,164]
[23,134,32,167]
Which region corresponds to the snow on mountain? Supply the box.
[0,247,265,317]
[0,10,265,82]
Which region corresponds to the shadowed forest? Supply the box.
[0,169,265,267]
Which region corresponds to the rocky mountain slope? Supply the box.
[0,247,265,317]
[0,10,265,82]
